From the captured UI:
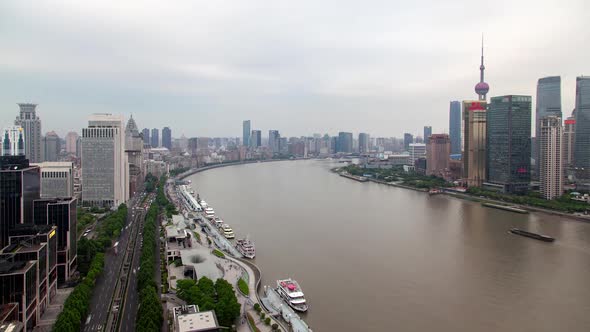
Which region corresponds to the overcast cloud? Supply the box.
[0,0,588,138]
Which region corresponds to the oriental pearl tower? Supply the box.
[475,36,489,101]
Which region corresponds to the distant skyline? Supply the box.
[1,1,588,137]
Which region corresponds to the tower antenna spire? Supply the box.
[474,33,489,101]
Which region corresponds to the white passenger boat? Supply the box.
[235,238,255,259]
[219,224,235,239]
[276,278,308,312]
[204,207,215,219]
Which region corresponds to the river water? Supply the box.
[187,160,590,332]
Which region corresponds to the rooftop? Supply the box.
[175,306,219,332]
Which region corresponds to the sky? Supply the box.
[0,0,588,139]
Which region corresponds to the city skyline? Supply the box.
[1,1,588,137]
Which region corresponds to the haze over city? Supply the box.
[1,0,588,137]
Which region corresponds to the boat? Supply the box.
[428,188,442,195]
[509,228,555,242]
[204,207,215,219]
[235,238,255,259]
[212,216,224,226]
[219,224,235,239]
[200,200,208,208]
[276,278,308,312]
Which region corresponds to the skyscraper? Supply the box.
[2,126,25,156]
[243,120,251,147]
[463,100,487,187]
[269,130,280,153]
[563,112,575,170]
[426,134,450,178]
[43,131,61,162]
[487,95,532,194]
[81,114,128,207]
[64,131,79,155]
[151,128,159,148]
[126,116,144,197]
[142,128,150,145]
[337,132,353,153]
[449,101,461,154]
[250,130,261,148]
[423,126,432,144]
[358,133,370,154]
[535,76,562,176]
[162,126,172,149]
[15,103,42,163]
[539,116,563,200]
[403,133,413,151]
[32,162,74,198]
[574,77,590,175]
[0,156,41,249]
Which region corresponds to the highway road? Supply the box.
[82,194,147,332]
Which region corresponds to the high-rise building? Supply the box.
[64,131,79,155]
[33,197,77,284]
[0,156,41,249]
[2,126,25,156]
[426,134,450,178]
[142,128,150,145]
[150,128,159,148]
[409,143,426,164]
[269,130,280,153]
[487,95,532,194]
[337,132,353,153]
[32,162,74,198]
[463,100,487,187]
[535,76,562,176]
[563,112,575,170]
[162,127,172,150]
[250,130,261,148]
[81,114,128,207]
[573,77,590,176]
[358,133,370,154]
[449,101,461,155]
[539,116,563,200]
[279,137,288,155]
[423,126,432,144]
[243,120,251,147]
[403,133,413,151]
[42,131,61,162]
[125,116,144,197]
[14,103,42,163]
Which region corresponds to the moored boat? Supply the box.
[235,238,255,259]
[276,278,308,312]
[219,224,235,239]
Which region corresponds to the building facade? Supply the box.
[162,127,172,150]
[250,130,261,148]
[337,132,353,153]
[125,117,144,197]
[563,114,575,171]
[2,126,25,156]
[141,128,150,145]
[463,101,487,187]
[423,126,432,144]
[409,143,426,164]
[535,76,562,177]
[426,134,450,178]
[150,128,159,148]
[0,156,41,249]
[42,131,60,162]
[486,95,532,194]
[64,131,78,155]
[539,116,563,200]
[403,133,413,151]
[268,130,280,154]
[358,133,370,154]
[14,104,42,163]
[573,77,590,181]
[31,162,74,198]
[449,101,462,155]
[242,120,251,147]
[81,114,129,207]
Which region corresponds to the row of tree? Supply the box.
[467,187,590,212]
[52,253,105,332]
[136,181,165,331]
[176,277,241,328]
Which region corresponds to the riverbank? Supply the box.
[177,158,309,180]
